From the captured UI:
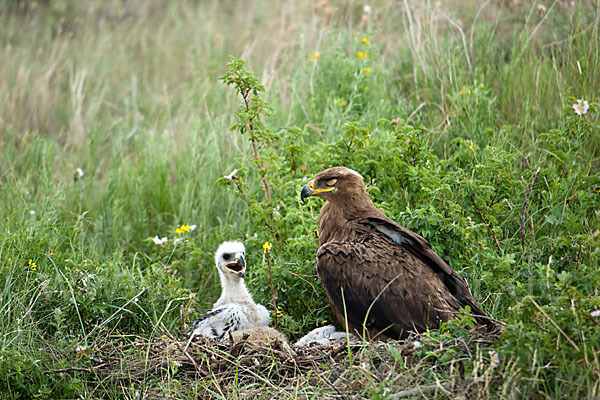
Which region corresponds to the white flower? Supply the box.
[152,236,168,245]
[173,238,184,245]
[74,167,84,181]
[363,5,372,14]
[572,99,589,116]
[224,169,238,180]
[189,224,197,231]
[29,210,36,215]
[489,350,500,368]
[412,340,422,349]
[591,310,600,317]
[75,345,87,354]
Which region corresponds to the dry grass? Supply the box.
[53,326,500,399]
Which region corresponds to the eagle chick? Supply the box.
[190,241,269,340]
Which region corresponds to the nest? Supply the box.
[57,327,498,399]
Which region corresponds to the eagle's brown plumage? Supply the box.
[301,166,491,339]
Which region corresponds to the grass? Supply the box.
[1,0,599,398]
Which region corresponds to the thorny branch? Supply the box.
[242,90,271,202]
[264,246,279,329]
[470,197,503,252]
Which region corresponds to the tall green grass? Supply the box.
[0,0,599,398]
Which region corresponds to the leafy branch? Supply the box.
[221,57,273,202]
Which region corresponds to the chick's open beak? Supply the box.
[225,253,246,278]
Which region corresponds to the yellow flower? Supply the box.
[263,241,272,254]
[311,52,320,63]
[28,259,32,265]
[460,90,465,95]
[468,89,471,95]
[364,85,369,91]
[364,67,371,73]
[30,263,37,271]
[469,145,473,150]
[362,37,370,45]
[8,258,11,263]
[275,307,284,318]
[357,51,364,59]
[176,224,192,234]
[333,98,338,104]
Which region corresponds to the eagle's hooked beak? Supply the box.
[300,180,314,202]
[225,253,246,278]
[301,179,335,202]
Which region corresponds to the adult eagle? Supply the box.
[300,166,491,339]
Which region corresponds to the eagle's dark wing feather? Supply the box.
[316,234,463,339]
[366,216,489,321]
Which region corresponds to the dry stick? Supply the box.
[528,296,580,351]
[521,167,541,263]
[50,364,107,374]
[242,89,271,202]
[434,308,507,326]
[194,342,282,391]
[389,381,453,399]
[470,197,503,252]
[264,247,278,329]
[83,287,148,342]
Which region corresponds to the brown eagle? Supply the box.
[300,166,491,339]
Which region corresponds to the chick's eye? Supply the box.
[326,179,337,186]
[223,254,231,261]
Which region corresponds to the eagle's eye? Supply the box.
[222,253,231,261]
[326,179,337,186]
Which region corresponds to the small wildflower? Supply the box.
[333,98,338,105]
[467,89,471,95]
[73,167,84,181]
[363,67,371,73]
[391,117,401,124]
[362,37,370,46]
[536,4,547,15]
[75,345,87,355]
[357,51,364,59]
[572,99,589,116]
[275,307,284,318]
[489,350,500,368]
[29,210,36,215]
[413,340,422,349]
[173,238,184,245]
[591,310,600,317]
[8,258,11,263]
[263,241,272,254]
[311,52,320,63]
[224,169,238,180]
[30,263,37,271]
[363,5,372,14]
[152,236,168,245]
[469,144,473,150]
[364,85,369,91]
[175,224,192,234]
